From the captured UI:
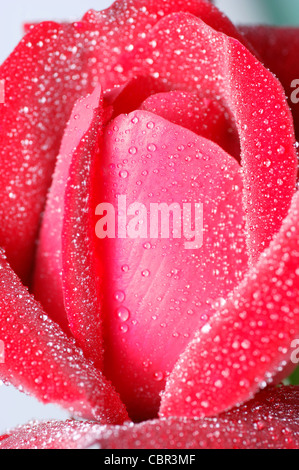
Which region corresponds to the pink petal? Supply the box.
[34,87,102,333]
[241,26,299,140]
[160,190,299,419]
[35,86,104,368]
[61,89,105,368]
[121,12,297,263]
[140,91,240,159]
[96,111,247,420]
[0,250,128,424]
[2,387,298,449]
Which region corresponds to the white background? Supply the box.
[0,0,298,435]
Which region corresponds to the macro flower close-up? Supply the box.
[1,0,299,450]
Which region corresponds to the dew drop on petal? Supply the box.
[120,324,129,334]
[153,371,164,382]
[116,306,130,322]
[147,144,157,152]
[147,121,155,129]
[142,270,151,278]
[119,170,129,179]
[114,291,126,303]
[129,146,137,155]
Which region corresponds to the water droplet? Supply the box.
[114,64,124,73]
[253,420,266,431]
[239,379,250,388]
[119,170,129,179]
[147,144,157,152]
[129,146,137,155]
[241,340,251,349]
[214,380,222,388]
[147,121,155,129]
[142,270,150,278]
[201,324,211,334]
[153,371,164,382]
[201,401,209,409]
[277,145,285,155]
[114,291,126,303]
[116,306,130,322]
[120,324,129,333]
[121,265,130,273]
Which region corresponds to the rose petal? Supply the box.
[1,387,298,449]
[23,23,71,34]
[160,190,299,419]
[31,0,252,389]
[241,26,299,141]
[95,386,299,449]
[83,0,253,52]
[0,1,257,283]
[34,87,102,333]
[82,0,259,96]
[81,0,231,90]
[4,0,203,283]
[104,76,169,120]
[96,110,247,420]
[0,22,96,281]
[0,250,128,424]
[0,420,107,450]
[61,89,106,368]
[140,91,240,159]
[122,12,297,263]
[23,23,35,34]
[82,0,255,104]
[35,86,104,369]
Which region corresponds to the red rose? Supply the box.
[0,0,299,449]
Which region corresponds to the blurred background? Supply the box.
[0,0,299,434]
